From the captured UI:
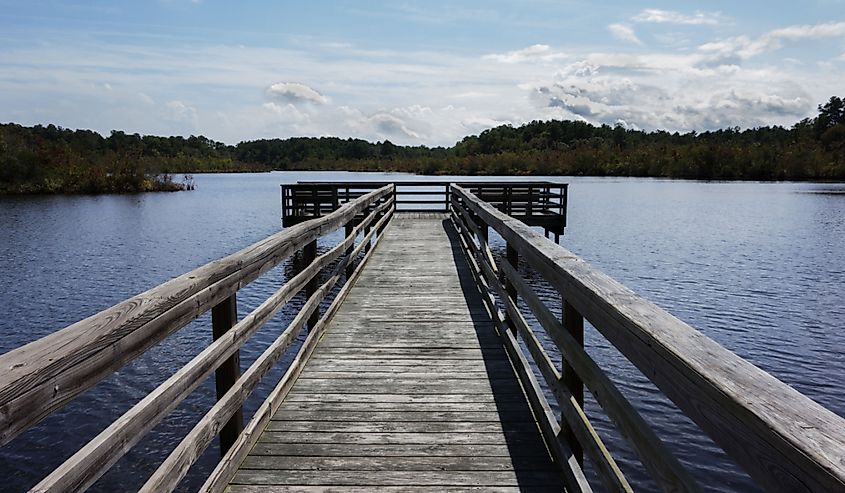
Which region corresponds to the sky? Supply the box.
[1,1,844,146]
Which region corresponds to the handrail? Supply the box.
[0,185,392,446]
[1,185,394,492]
[450,184,845,493]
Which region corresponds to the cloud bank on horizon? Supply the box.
[0,1,843,146]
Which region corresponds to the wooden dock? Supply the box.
[2,182,844,493]
[229,213,563,491]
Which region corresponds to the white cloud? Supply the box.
[608,24,642,45]
[633,9,726,26]
[137,92,155,105]
[266,82,328,105]
[483,44,567,63]
[165,100,198,128]
[524,52,815,132]
[700,21,845,60]
[0,22,842,146]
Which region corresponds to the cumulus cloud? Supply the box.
[165,100,198,128]
[524,56,814,132]
[608,24,642,45]
[370,112,421,139]
[137,92,155,105]
[483,44,567,63]
[633,9,726,26]
[2,18,840,146]
[266,82,328,105]
[700,21,845,60]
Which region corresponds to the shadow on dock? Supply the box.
[443,218,566,491]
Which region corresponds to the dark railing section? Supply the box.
[282,180,568,241]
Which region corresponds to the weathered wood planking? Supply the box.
[228,213,566,491]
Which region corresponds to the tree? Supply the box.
[815,96,845,137]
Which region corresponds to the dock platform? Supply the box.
[2,183,843,493]
[228,213,563,491]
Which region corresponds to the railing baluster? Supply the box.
[303,239,319,330]
[504,243,519,336]
[211,294,243,456]
[364,205,373,254]
[563,300,585,466]
[344,221,355,280]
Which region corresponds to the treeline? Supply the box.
[2,96,844,193]
[0,124,265,193]
[277,96,845,181]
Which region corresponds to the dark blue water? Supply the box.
[0,172,842,492]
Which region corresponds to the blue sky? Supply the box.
[1,1,844,145]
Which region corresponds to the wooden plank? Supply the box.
[229,487,561,493]
[272,401,534,413]
[253,432,547,446]
[248,443,550,458]
[240,455,555,471]
[270,410,533,422]
[264,421,541,434]
[453,185,845,493]
[289,381,524,395]
[230,470,565,487]
[298,371,508,379]
[303,359,514,368]
[283,393,530,404]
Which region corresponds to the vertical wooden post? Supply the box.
[364,205,373,255]
[304,239,319,330]
[562,299,585,466]
[211,294,242,456]
[376,197,388,237]
[478,215,488,246]
[344,222,355,281]
[504,243,519,336]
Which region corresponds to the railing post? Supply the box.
[562,299,585,466]
[376,195,389,237]
[478,215,488,245]
[504,243,518,336]
[363,202,374,254]
[211,294,242,457]
[304,239,319,330]
[344,221,355,280]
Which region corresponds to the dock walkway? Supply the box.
[4,183,843,493]
[228,213,563,491]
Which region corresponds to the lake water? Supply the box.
[1,172,843,492]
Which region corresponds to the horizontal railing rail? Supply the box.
[449,184,845,493]
[0,185,395,492]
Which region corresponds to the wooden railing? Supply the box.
[281,180,568,240]
[0,185,395,493]
[449,184,845,493]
